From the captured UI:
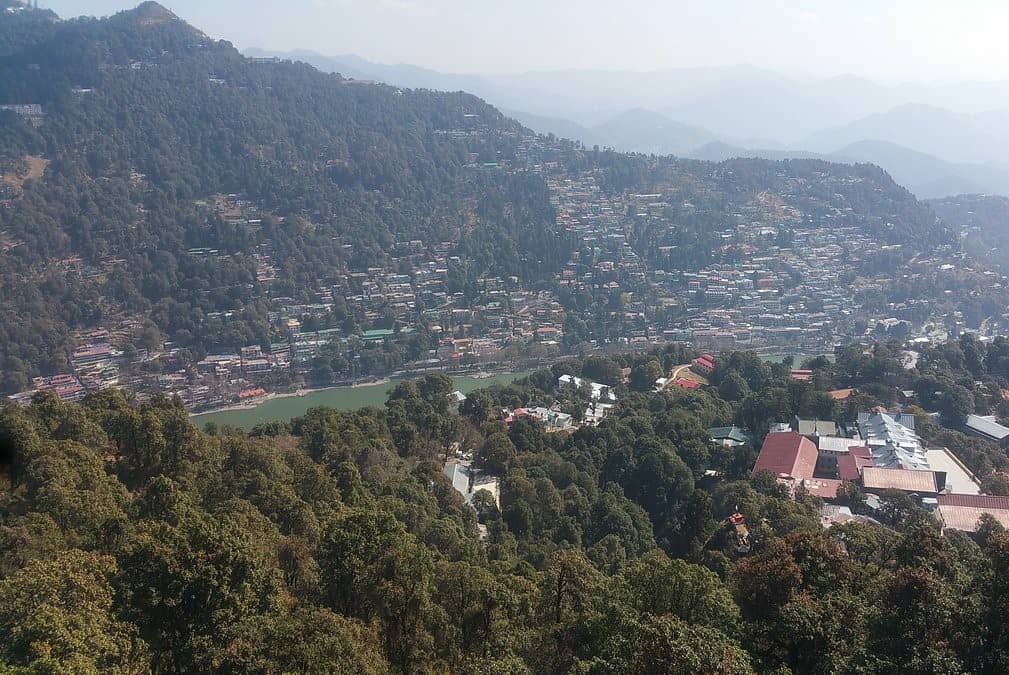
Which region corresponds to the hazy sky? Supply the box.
[44,0,1009,81]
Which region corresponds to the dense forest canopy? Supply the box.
[4,339,1009,672]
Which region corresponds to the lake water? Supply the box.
[192,371,531,430]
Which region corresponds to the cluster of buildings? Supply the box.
[15,115,1009,414]
[501,374,620,432]
[0,103,45,126]
[750,410,1009,533]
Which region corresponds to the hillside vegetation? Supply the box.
[0,3,569,388]
[4,337,1009,672]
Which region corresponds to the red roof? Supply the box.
[674,378,702,389]
[752,432,818,480]
[938,494,1009,510]
[802,478,841,499]
[693,356,715,369]
[837,453,874,481]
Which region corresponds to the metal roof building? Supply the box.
[964,414,1009,447]
[937,494,1009,532]
[861,467,944,494]
[858,412,929,471]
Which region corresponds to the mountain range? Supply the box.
[247,49,1009,199]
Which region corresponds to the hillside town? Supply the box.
[9,124,1009,413]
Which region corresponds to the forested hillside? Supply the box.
[0,3,569,388]
[591,150,953,274]
[0,1,962,396]
[930,194,1009,270]
[6,338,1009,672]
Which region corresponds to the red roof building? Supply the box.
[849,445,872,458]
[937,494,1009,510]
[801,478,842,500]
[937,494,1009,532]
[752,432,818,481]
[837,452,874,482]
[693,355,715,369]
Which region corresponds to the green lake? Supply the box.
[192,371,531,430]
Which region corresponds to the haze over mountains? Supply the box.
[247,49,1009,199]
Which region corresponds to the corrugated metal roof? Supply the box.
[710,426,750,443]
[837,453,874,481]
[818,436,862,453]
[861,467,938,493]
[938,505,1009,532]
[966,414,1009,441]
[938,494,1009,510]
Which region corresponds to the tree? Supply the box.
[581,356,623,387]
[718,371,751,402]
[539,549,602,625]
[615,551,740,632]
[983,473,1009,496]
[939,385,975,428]
[630,359,664,392]
[983,530,1009,672]
[731,538,802,618]
[460,390,493,424]
[116,515,280,673]
[471,489,500,523]
[318,511,437,670]
[878,488,916,527]
[213,608,389,675]
[585,614,753,675]
[476,432,517,474]
[835,480,867,511]
[0,550,150,672]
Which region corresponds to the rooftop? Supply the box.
[858,412,928,471]
[752,432,818,481]
[861,467,940,494]
[797,419,837,436]
[937,494,1009,510]
[938,505,1009,532]
[965,414,1009,441]
[837,453,874,481]
[710,425,750,444]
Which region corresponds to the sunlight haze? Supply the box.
[44,0,1009,81]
